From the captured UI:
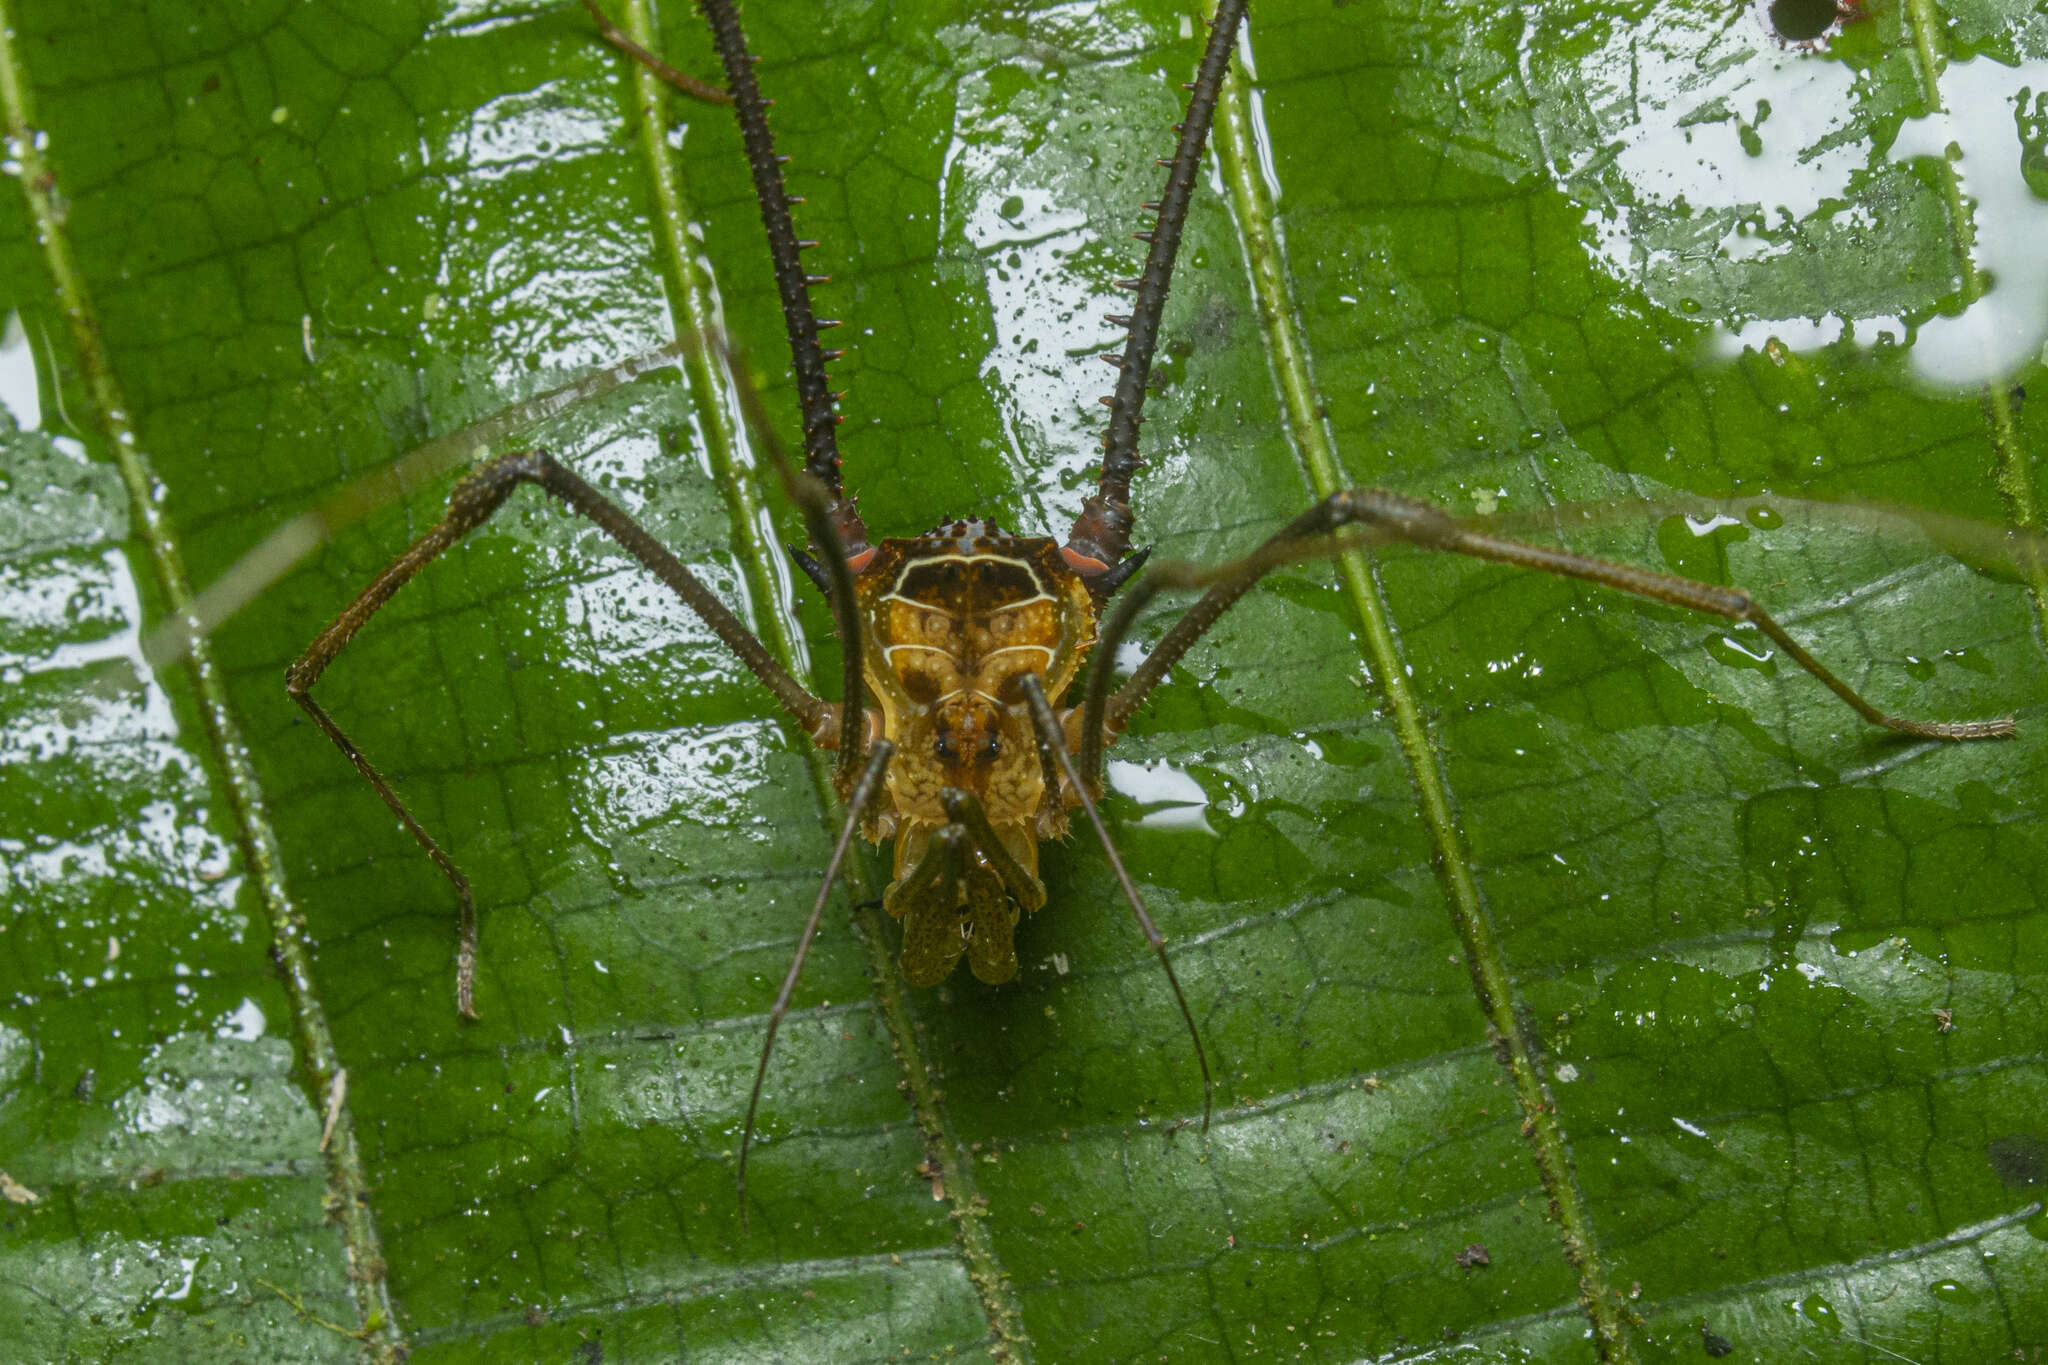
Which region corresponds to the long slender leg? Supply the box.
[143,335,702,675]
[287,449,833,1018]
[738,738,893,1225]
[1079,487,2017,791]
[1065,0,1251,581]
[1017,674,1212,1131]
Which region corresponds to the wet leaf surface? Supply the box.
[2,0,2044,1360]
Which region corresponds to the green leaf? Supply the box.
[3,0,2044,1361]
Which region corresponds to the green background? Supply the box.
[1,0,2044,1360]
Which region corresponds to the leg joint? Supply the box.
[448,449,559,522]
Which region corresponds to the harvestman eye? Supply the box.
[278,0,2016,1221]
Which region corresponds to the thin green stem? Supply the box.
[1900,0,2045,613]
[1208,20,1638,1361]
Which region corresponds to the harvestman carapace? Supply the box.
[285,0,2015,1204]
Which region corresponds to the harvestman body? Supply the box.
[284,0,2014,1203]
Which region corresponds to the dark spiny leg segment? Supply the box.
[585,6,868,776]
[287,450,833,1018]
[1078,487,2017,793]
[1066,0,1251,580]
[694,0,870,559]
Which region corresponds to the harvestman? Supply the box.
[283,0,2015,1201]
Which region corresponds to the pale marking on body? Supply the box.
[880,643,1059,669]
[919,684,1024,706]
[878,586,1058,612]
[979,644,1059,667]
[882,548,1058,607]
[931,683,1031,705]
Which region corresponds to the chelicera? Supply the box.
[282,0,2013,1204]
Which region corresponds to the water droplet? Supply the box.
[1793,1292,1840,1331]
[1928,1278,1982,1305]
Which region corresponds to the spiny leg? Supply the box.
[1016,674,1213,1131]
[1078,486,2017,791]
[579,0,731,106]
[690,0,869,556]
[585,2,871,781]
[1066,0,1250,581]
[288,449,834,1018]
[738,738,893,1224]
[585,0,865,548]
